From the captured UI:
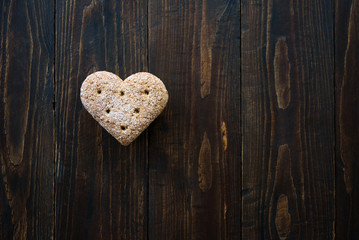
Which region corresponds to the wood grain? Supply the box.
[55,0,148,239]
[241,0,334,238]
[0,0,54,238]
[335,0,359,238]
[148,0,241,239]
[2,0,359,238]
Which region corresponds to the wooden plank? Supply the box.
[0,0,54,239]
[335,0,359,238]
[148,0,241,239]
[241,0,334,239]
[55,1,148,239]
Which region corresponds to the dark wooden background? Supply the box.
[0,0,358,239]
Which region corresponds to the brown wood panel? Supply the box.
[0,0,54,239]
[55,0,148,239]
[241,0,334,239]
[148,0,241,239]
[3,0,359,238]
[335,0,359,238]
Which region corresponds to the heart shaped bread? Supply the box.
[80,71,168,146]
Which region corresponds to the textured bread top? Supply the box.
[80,71,168,146]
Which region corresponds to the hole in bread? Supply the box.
[120,91,125,96]
[134,108,140,113]
[121,126,127,130]
[144,90,149,95]
[97,90,102,94]
[106,109,110,114]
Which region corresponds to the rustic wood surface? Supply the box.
[335,0,359,239]
[147,0,241,239]
[0,0,54,239]
[55,0,148,239]
[241,0,334,239]
[0,0,358,239]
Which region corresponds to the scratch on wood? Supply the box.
[271,144,293,239]
[221,121,227,151]
[274,37,291,109]
[2,163,28,238]
[5,0,33,165]
[339,1,357,195]
[275,194,291,239]
[200,0,215,98]
[224,202,227,220]
[242,188,252,197]
[198,132,212,192]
